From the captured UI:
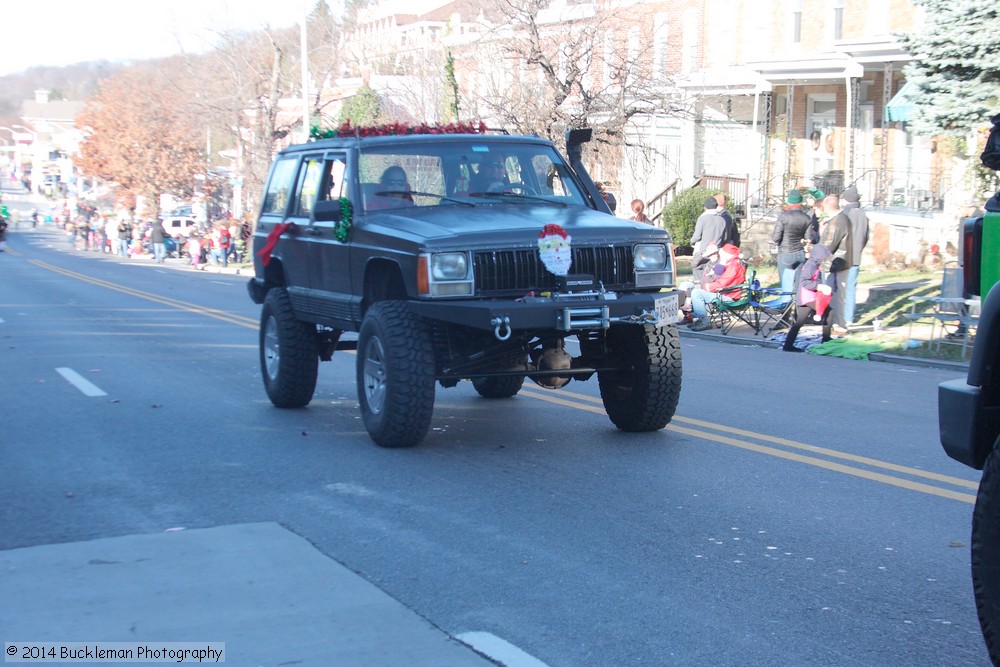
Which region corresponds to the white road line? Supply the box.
[456,632,551,667]
[55,367,107,397]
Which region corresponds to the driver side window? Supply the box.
[293,156,324,217]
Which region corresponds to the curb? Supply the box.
[680,328,969,372]
[868,352,969,372]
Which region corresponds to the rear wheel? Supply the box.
[260,287,318,408]
[972,443,1000,665]
[357,301,436,447]
[598,323,682,432]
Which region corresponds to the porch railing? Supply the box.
[647,174,750,225]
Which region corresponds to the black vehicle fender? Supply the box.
[940,281,1000,469]
[247,259,287,305]
[361,258,408,317]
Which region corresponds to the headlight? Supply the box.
[633,244,667,271]
[431,252,468,280]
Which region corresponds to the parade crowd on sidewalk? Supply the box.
[54,204,252,269]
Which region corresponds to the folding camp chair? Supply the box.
[709,264,758,334]
[753,287,797,336]
[905,262,980,357]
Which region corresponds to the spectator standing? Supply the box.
[840,185,869,325]
[782,243,834,352]
[213,224,231,268]
[687,243,747,332]
[629,199,651,223]
[772,189,819,300]
[714,193,740,247]
[690,197,728,283]
[187,234,203,270]
[0,215,8,251]
[116,219,131,257]
[150,218,168,263]
[228,222,241,262]
[104,218,116,253]
[818,194,853,333]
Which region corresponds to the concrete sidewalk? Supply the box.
[0,523,498,666]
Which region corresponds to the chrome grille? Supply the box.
[473,245,634,295]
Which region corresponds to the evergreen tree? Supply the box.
[337,85,382,126]
[443,49,460,122]
[898,1,1000,136]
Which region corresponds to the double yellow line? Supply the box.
[30,258,979,503]
[30,260,258,328]
[519,385,978,504]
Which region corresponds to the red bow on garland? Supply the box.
[256,222,295,266]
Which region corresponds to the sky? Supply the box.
[1,0,332,76]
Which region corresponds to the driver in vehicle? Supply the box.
[474,159,509,193]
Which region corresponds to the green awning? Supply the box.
[885,81,918,123]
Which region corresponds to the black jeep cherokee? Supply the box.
[247,126,682,447]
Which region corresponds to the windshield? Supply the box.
[359,140,588,211]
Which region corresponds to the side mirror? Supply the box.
[313,199,343,223]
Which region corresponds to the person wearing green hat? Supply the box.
[771,189,818,302]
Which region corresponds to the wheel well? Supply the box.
[362,259,407,316]
[264,259,287,289]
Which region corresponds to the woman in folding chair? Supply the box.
[688,243,746,331]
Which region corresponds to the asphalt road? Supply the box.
[0,224,989,666]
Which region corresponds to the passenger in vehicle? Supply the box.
[368,166,415,210]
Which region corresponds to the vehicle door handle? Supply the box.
[305,227,322,236]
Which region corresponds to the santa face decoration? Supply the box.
[538,223,572,276]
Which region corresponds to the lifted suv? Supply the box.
[247,126,682,447]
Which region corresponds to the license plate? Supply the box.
[654,294,678,327]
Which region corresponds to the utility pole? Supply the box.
[301,0,311,143]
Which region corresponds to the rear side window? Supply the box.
[261,158,298,215]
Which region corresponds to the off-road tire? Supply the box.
[357,301,436,447]
[260,287,319,408]
[472,374,525,399]
[597,323,682,432]
[972,442,1000,665]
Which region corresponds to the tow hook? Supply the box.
[491,315,512,341]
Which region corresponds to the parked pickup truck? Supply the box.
[939,114,1000,663]
[247,125,682,448]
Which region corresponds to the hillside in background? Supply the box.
[0,61,126,126]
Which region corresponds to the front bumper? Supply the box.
[408,290,679,334]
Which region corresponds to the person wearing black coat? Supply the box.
[150,219,168,263]
[772,189,819,299]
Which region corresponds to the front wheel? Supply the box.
[357,302,436,447]
[259,287,318,408]
[597,323,682,432]
[972,443,1000,664]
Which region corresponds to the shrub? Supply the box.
[659,187,736,253]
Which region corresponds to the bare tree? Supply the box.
[459,0,692,186]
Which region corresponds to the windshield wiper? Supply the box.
[466,192,569,206]
[374,191,475,207]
